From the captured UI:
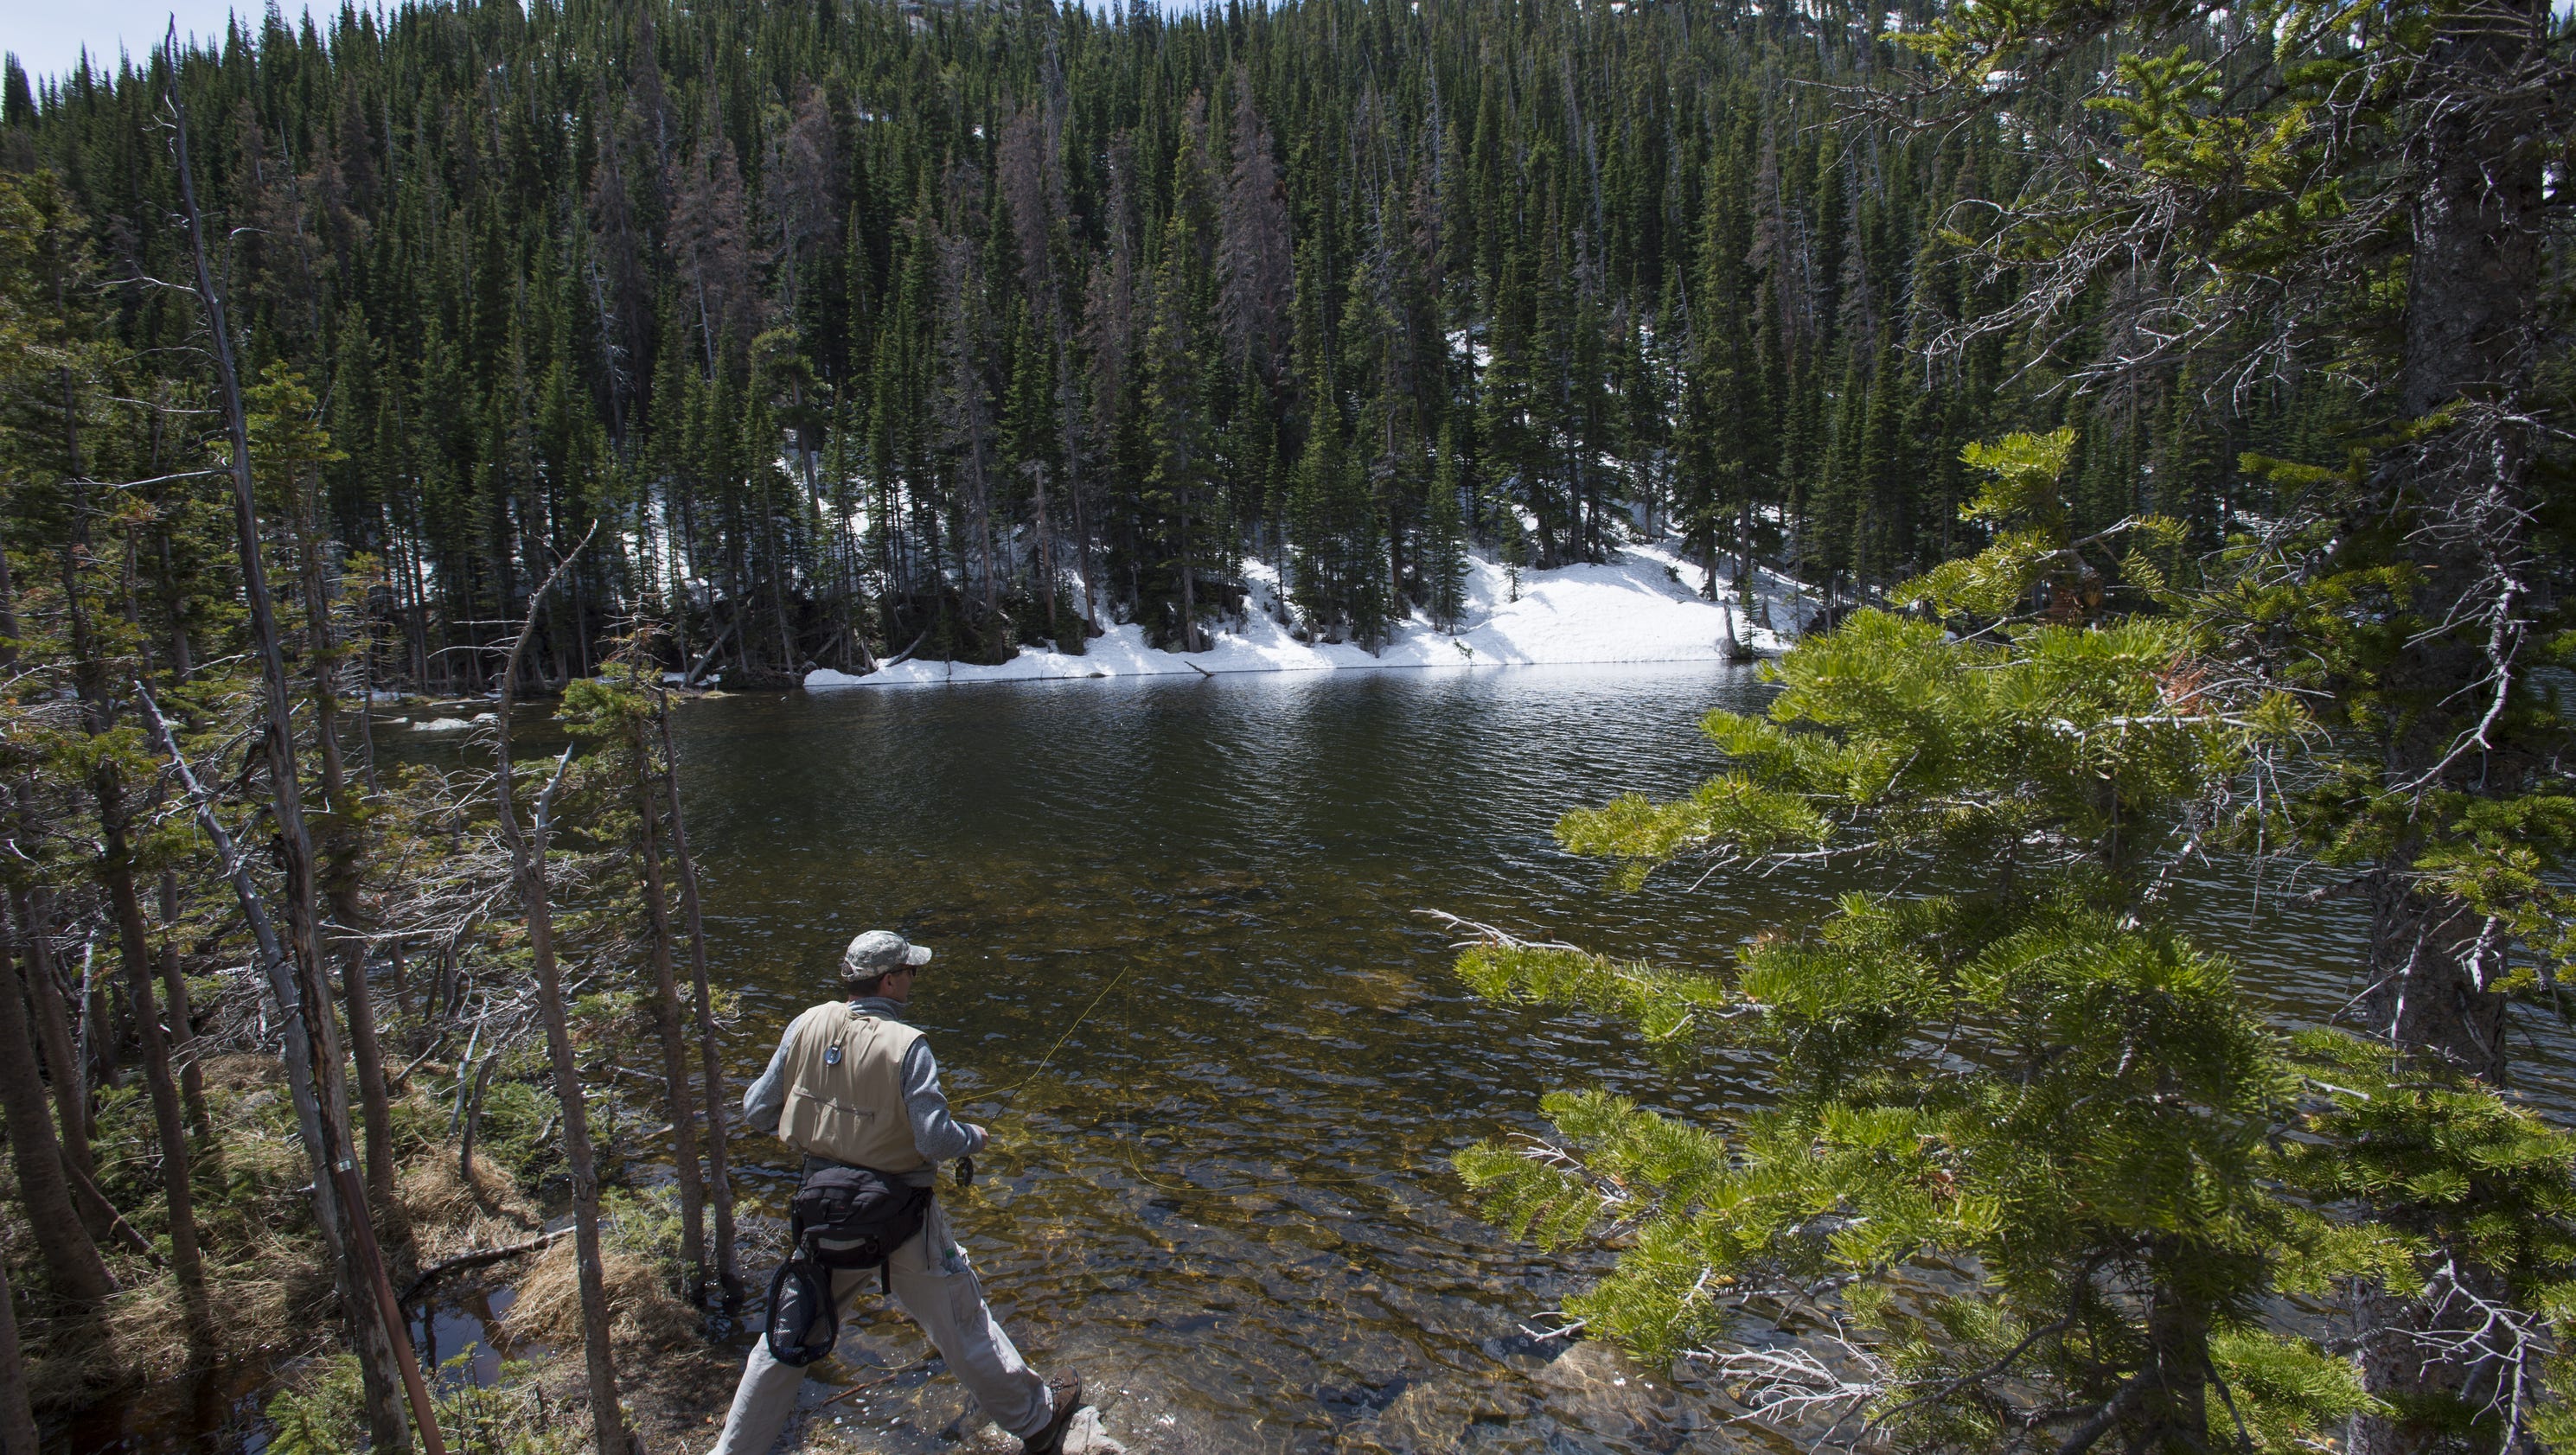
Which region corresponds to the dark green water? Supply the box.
[654,664,2483,1452]
[680,667,1793,1454]
[651,666,2429,1455]
[94,663,2493,1454]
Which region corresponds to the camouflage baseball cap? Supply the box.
[841,929,934,977]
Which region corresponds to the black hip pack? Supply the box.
[764,1164,933,1368]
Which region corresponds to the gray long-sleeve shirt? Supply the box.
[742,997,987,1181]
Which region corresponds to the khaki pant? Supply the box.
[709,1203,1052,1454]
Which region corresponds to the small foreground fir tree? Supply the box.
[1449,434,2576,1453]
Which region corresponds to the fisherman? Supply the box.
[709,929,1084,1455]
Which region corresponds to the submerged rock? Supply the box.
[1532,1340,1683,1445]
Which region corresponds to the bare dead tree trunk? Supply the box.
[632,716,708,1299]
[164,47,413,1450]
[490,533,626,1455]
[10,885,92,1190]
[655,686,743,1306]
[0,921,112,1305]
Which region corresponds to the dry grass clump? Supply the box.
[7,1063,542,1418]
[13,1229,319,1408]
[2,1077,329,1413]
[396,1147,543,1263]
[94,1260,305,1392]
[506,1238,700,1354]
[196,1050,285,1095]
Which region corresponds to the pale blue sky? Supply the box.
[3,2,333,85]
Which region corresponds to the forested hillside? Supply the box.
[10,0,2573,1451]
[4,0,2321,686]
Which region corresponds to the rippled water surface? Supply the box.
[655,666,2488,1455]
[682,667,1787,1454]
[105,663,2559,1455]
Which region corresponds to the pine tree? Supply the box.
[1424,420,1470,632]
[1452,434,2576,1452]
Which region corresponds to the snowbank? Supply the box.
[804,542,1787,690]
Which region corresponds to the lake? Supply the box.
[680,666,1782,1454]
[649,664,2418,1455]
[98,661,2519,1455]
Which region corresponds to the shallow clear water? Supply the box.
[680,667,1789,1454]
[652,665,2528,1455]
[83,663,2576,1454]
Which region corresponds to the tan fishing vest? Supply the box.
[773,1002,929,1173]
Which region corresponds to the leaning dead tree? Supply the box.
[163,29,425,1451]
[136,684,446,1455]
[487,526,629,1455]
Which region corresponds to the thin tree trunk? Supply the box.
[1058,323,1101,635]
[1737,490,1755,601]
[57,365,211,1341]
[458,1051,497,1184]
[491,535,626,1455]
[1177,464,1199,653]
[0,1256,36,1455]
[137,526,209,1144]
[294,453,396,1204]
[0,925,112,1305]
[155,525,194,680]
[657,688,743,1306]
[2142,1288,2212,1452]
[104,834,211,1341]
[157,870,212,1146]
[2343,2,2554,1444]
[10,887,92,1186]
[632,724,708,1299]
[164,61,413,1451]
[0,533,14,667]
[760,473,800,672]
[1035,469,1058,645]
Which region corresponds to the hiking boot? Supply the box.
[1023,1375,1086,1455]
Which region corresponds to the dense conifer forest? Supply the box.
[1,0,2319,684]
[3,0,2573,1451]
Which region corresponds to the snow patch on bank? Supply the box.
[805,542,1786,690]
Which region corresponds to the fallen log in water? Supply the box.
[400,1227,572,1306]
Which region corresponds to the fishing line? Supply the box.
[952,960,1140,1187]
[984,959,1139,1111]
